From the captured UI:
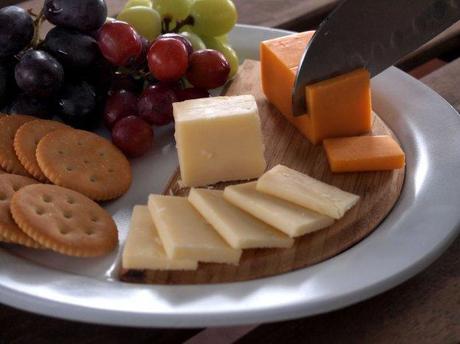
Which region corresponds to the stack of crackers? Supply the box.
[0,114,133,257]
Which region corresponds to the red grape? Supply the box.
[112,116,153,158]
[138,84,178,126]
[186,49,230,89]
[104,90,138,129]
[147,38,189,82]
[160,33,193,56]
[177,87,210,102]
[98,21,142,67]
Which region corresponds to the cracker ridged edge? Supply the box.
[0,224,42,249]
[10,196,117,257]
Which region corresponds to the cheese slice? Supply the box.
[188,188,293,249]
[122,206,198,271]
[323,135,405,173]
[224,182,334,238]
[173,95,266,187]
[256,165,360,219]
[148,195,242,264]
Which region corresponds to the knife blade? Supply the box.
[292,0,460,117]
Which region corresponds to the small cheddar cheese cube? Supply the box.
[323,135,405,173]
[260,32,372,145]
[305,69,372,143]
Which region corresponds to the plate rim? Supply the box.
[0,24,459,328]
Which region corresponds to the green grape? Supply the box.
[216,34,228,43]
[179,25,194,33]
[118,6,161,41]
[190,0,237,36]
[201,36,239,78]
[220,44,238,79]
[153,0,192,21]
[180,31,206,51]
[125,0,152,8]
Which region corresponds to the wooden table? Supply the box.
[1,1,459,343]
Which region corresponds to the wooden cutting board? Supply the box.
[120,59,405,285]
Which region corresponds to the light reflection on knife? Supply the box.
[292,0,460,117]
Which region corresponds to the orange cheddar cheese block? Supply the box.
[260,32,372,145]
[323,135,405,173]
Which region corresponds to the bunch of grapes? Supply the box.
[0,1,109,128]
[0,0,239,159]
[100,0,239,158]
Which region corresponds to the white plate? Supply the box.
[0,25,459,328]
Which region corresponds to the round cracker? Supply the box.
[0,115,36,176]
[0,174,41,248]
[10,184,118,257]
[36,129,132,201]
[14,119,70,183]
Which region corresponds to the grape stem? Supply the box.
[163,17,172,33]
[31,7,45,49]
[170,16,194,33]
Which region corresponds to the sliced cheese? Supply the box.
[224,182,334,238]
[256,165,360,219]
[173,95,266,187]
[188,188,293,249]
[122,206,198,271]
[260,32,372,144]
[323,135,405,173]
[148,195,242,264]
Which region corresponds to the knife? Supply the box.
[292,0,460,117]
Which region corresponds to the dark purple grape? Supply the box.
[104,90,138,129]
[44,0,107,32]
[78,56,114,96]
[42,27,101,69]
[8,93,53,119]
[110,73,144,94]
[0,6,34,58]
[0,63,10,107]
[138,84,177,126]
[0,58,19,107]
[55,80,99,129]
[15,50,64,97]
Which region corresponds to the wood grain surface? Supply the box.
[120,60,405,285]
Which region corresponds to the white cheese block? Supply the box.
[122,206,198,271]
[224,182,334,237]
[188,188,293,249]
[257,165,360,219]
[173,95,266,187]
[148,195,242,264]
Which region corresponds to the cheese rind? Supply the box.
[224,182,334,237]
[256,165,360,219]
[148,195,242,264]
[173,95,266,187]
[323,135,405,173]
[189,188,293,249]
[122,206,198,271]
[260,32,372,144]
